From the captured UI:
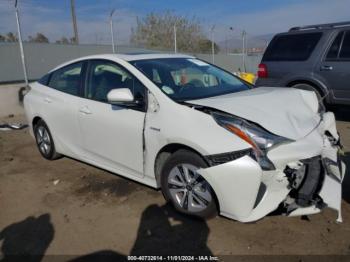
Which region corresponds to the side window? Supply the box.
[86,60,145,103]
[326,32,344,60]
[48,62,83,96]
[339,31,350,59]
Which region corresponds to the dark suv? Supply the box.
[256,21,350,105]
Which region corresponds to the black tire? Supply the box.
[34,120,62,160]
[160,149,217,219]
[292,83,323,101]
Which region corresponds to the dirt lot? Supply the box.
[1,109,350,260]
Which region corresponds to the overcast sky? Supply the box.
[0,0,349,44]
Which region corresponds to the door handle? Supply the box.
[79,106,92,115]
[320,65,333,71]
[44,97,52,103]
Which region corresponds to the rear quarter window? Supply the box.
[38,73,51,86]
[48,62,83,96]
[263,32,322,61]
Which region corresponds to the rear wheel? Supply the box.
[160,150,217,218]
[34,120,62,160]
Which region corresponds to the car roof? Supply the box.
[71,53,194,63]
[289,21,350,32]
[117,53,195,61]
[50,53,195,72]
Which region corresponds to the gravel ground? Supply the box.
[0,108,350,260]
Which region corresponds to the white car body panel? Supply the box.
[77,97,145,177]
[198,118,345,222]
[197,156,263,221]
[26,83,83,156]
[23,53,346,223]
[188,87,320,140]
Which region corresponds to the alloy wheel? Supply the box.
[167,164,212,213]
[36,126,51,156]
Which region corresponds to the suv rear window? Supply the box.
[263,32,322,61]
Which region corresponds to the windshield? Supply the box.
[130,58,250,101]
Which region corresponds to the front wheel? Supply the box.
[160,150,217,218]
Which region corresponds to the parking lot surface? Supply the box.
[1,109,350,258]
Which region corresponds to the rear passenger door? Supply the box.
[40,61,85,156]
[317,30,350,103]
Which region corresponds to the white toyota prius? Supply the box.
[24,53,346,222]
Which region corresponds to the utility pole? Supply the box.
[242,30,246,72]
[110,9,116,53]
[70,0,79,44]
[210,25,215,63]
[173,23,177,53]
[14,0,28,87]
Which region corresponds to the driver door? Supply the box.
[78,59,146,178]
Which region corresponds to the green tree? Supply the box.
[131,12,219,53]
[5,32,18,42]
[55,37,69,44]
[197,39,220,54]
[70,37,76,44]
[28,33,49,43]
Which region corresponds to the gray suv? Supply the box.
[256,21,350,105]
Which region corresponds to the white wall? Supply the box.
[0,43,262,83]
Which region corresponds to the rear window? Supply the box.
[263,32,322,61]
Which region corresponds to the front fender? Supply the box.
[197,156,263,221]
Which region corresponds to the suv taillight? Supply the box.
[258,63,268,78]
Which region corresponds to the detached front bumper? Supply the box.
[198,112,346,222]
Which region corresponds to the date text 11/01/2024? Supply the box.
[127,255,219,261]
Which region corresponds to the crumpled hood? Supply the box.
[188,87,321,140]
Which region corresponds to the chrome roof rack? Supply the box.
[289,21,350,32]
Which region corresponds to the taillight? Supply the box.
[258,63,268,78]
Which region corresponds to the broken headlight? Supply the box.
[211,111,294,170]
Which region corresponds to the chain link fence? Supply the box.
[0,2,265,83]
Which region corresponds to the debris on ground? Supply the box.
[0,123,28,131]
[53,179,60,186]
[119,196,128,203]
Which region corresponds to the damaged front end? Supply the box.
[197,112,346,223]
[282,129,345,222]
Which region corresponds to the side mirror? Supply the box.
[107,88,134,103]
